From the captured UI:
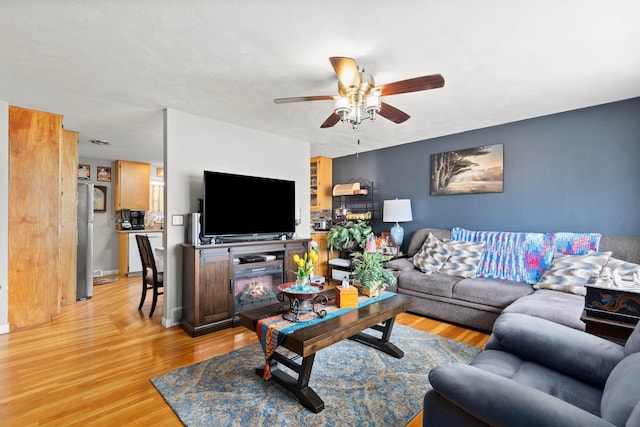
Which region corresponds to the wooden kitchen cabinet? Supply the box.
[310,232,329,277]
[310,156,332,211]
[114,160,150,211]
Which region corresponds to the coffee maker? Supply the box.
[119,209,132,230]
[130,211,146,230]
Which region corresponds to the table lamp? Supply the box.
[383,199,413,247]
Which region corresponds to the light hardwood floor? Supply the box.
[0,276,489,426]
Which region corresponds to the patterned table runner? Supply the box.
[256,291,395,379]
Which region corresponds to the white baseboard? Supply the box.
[162,316,179,328]
[162,307,182,328]
[0,322,9,334]
[92,269,119,277]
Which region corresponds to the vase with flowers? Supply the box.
[279,242,327,321]
[291,242,319,290]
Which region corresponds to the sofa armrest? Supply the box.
[428,364,615,427]
[490,313,625,386]
[385,258,414,272]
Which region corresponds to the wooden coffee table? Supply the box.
[239,293,412,413]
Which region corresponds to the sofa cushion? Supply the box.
[471,350,604,416]
[412,232,451,274]
[502,289,586,330]
[601,353,640,426]
[439,241,485,278]
[452,277,534,308]
[600,235,640,264]
[534,251,612,296]
[398,271,462,298]
[624,321,640,356]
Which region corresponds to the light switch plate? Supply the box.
[172,215,184,226]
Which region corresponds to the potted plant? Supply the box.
[326,220,373,258]
[350,244,397,297]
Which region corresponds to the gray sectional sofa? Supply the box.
[423,312,640,426]
[386,228,640,332]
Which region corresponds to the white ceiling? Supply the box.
[1,1,639,166]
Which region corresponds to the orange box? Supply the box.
[335,286,358,308]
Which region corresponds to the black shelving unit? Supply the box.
[332,178,376,225]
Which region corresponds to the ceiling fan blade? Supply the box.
[379,102,411,124]
[329,57,361,93]
[274,95,334,104]
[378,74,445,96]
[320,113,341,128]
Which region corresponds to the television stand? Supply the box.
[180,238,310,337]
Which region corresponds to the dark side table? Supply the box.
[580,310,637,345]
[582,283,640,345]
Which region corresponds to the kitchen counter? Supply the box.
[118,231,164,276]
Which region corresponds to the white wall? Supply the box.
[0,101,8,333]
[163,109,310,327]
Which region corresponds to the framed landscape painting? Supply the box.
[430,144,504,196]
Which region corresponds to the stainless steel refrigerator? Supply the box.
[77,182,94,300]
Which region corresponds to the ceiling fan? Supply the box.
[274,57,445,130]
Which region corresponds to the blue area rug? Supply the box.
[151,324,481,426]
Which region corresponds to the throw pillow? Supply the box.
[533,251,612,296]
[604,257,640,279]
[412,233,450,274]
[439,240,485,278]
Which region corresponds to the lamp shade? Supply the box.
[383,199,413,223]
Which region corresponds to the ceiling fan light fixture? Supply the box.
[334,92,380,129]
[364,93,381,118]
[334,96,350,119]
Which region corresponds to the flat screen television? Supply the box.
[202,170,296,241]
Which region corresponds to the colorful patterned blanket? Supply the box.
[256,291,395,379]
[451,227,601,284]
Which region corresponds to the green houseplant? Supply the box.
[326,220,372,257]
[350,247,397,297]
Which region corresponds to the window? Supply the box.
[150,182,164,213]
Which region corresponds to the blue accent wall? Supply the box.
[333,97,640,248]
